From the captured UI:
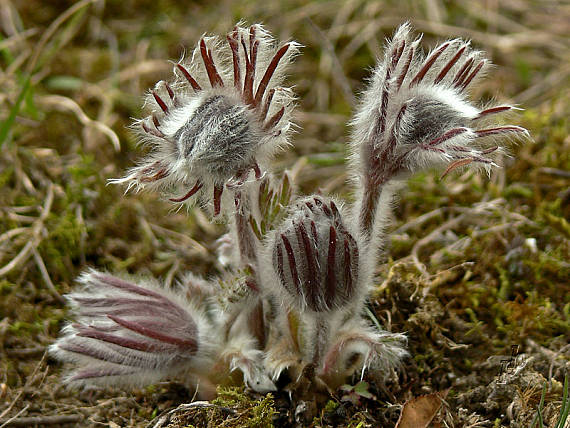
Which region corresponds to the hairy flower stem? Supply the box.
[358,177,384,242]
[234,190,259,270]
[311,316,330,368]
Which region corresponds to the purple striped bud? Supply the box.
[49,270,215,388]
[271,197,359,312]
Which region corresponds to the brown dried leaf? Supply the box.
[395,389,449,428]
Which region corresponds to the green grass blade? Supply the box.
[531,382,547,428]
[555,373,569,428]
[0,75,31,148]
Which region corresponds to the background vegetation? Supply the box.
[0,0,568,426]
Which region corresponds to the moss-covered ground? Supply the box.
[0,1,568,426]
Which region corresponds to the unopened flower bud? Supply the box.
[49,270,216,387]
[271,196,359,312]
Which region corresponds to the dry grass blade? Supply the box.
[38,95,120,151]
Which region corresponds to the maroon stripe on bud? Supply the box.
[410,41,450,87]
[76,296,183,320]
[252,162,262,179]
[254,43,290,106]
[245,278,259,292]
[260,88,275,121]
[263,106,284,130]
[176,64,202,91]
[92,274,166,300]
[276,243,286,285]
[108,315,198,351]
[474,105,512,119]
[76,326,164,352]
[140,161,161,175]
[480,145,499,154]
[434,44,467,84]
[213,185,223,216]
[227,29,241,88]
[241,35,258,105]
[152,91,168,114]
[281,234,301,295]
[139,167,168,182]
[460,59,485,90]
[200,39,224,87]
[427,127,469,146]
[325,226,337,309]
[378,85,390,135]
[249,26,256,55]
[378,102,409,166]
[396,45,414,90]
[70,367,137,381]
[321,201,332,217]
[80,306,179,324]
[75,296,168,309]
[452,57,474,87]
[305,201,315,212]
[59,342,140,367]
[475,126,527,137]
[440,158,474,178]
[297,220,319,292]
[329,200,340,219]
[152,114,161,128]
[165,82,175,100]
[343,238,353,297]
[392,39,406,70]
[310,220,319,245]
[169,181,203,202]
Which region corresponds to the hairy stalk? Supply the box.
[234,190,259,269]
[312,316,329,368]
[357,176,384,242]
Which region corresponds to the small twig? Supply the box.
[306,18,356,107]
[164,259,180,288]
[0,183,54,277]
[410,214,466,277]
[394,207,447,234]
[0,28,38,51]
[5,347,45,358]
[0,405,30,428]
[26,0,97,74]
[148,223,209,257]
[0,241,34,277]
[470,221,525,238]
[32,248,65,303]
[147,401,236,428]
[39,95,120,151]
[548,343,570,382]
[0,353,47,421]
[0,414,82,427]
[539,167,570,179]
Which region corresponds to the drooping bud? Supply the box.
[49,270,215,387]
[271,196,359,312]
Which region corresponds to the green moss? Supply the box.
[210,386,276,428]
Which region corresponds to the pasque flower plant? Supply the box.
[50,23,528,397]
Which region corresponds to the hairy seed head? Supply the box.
[111,24,300,216]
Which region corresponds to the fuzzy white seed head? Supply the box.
[111,23,301,217]
[350,22,529,184]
